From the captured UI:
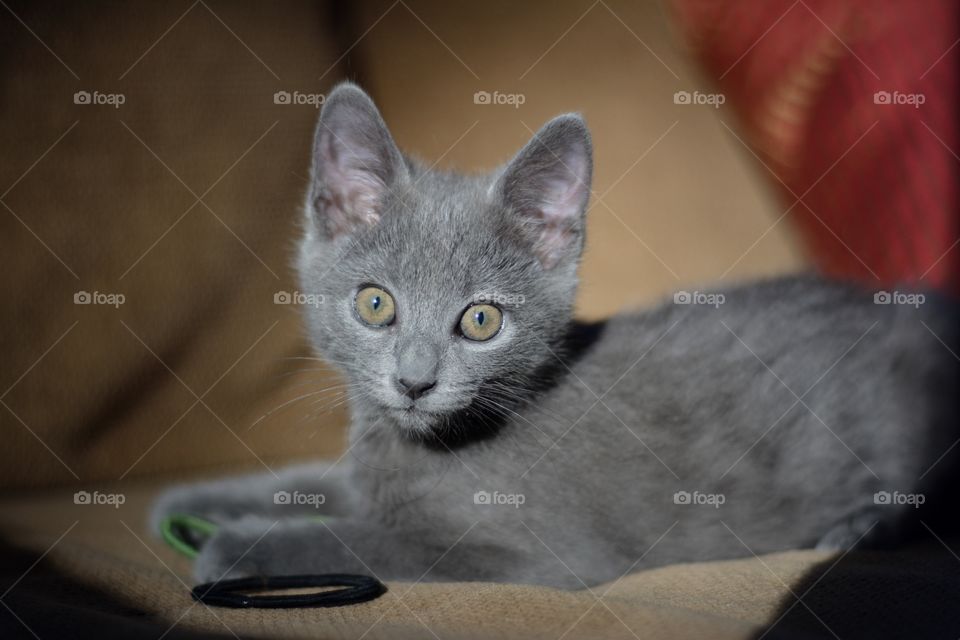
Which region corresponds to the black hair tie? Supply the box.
[192,574,387,608]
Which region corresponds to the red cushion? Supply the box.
[672,0,959,293]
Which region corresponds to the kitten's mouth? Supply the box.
[383,390,465,421]
[388,404,445,433]
[382,393,470,435]
[374,386,479,440]
[382,390,510,448]
[392,400,442,416]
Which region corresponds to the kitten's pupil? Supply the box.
[371,296,381,311]
[476,310,485,326]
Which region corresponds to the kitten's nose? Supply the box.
[395,340,440,401]
[396,376,436,400]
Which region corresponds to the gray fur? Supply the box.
[153,83,959,588]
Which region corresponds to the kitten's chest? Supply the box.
[348,436,453,511]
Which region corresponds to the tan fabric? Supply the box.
[1,0,348,488]
[0,483,789,639]
[5,483,960,639]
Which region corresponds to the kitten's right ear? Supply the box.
[307,83,407,240]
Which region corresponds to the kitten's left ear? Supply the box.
[493,114,592,269]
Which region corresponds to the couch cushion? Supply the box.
[1,0,348,488]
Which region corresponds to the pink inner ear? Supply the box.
[534,152,589,267]
[317,132,386,238]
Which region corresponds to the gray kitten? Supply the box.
[153,83,959,588]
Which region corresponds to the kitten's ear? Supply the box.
[493,114,592,269]
[307,83,407,240]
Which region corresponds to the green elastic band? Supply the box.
[161,514,329,560]
[161,514,219,559]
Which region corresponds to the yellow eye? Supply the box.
[460,304,503,341]
[355,286,395,327]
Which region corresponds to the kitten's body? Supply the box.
[153,84,959,588]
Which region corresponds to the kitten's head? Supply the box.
[297,83,592,441]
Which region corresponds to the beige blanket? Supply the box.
[3,483,958,639]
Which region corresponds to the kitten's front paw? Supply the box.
[193,517,279,583]
[192,518,352,584]
[150,484,211,535]
[151,483,235,535]
[150,478,270,536]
